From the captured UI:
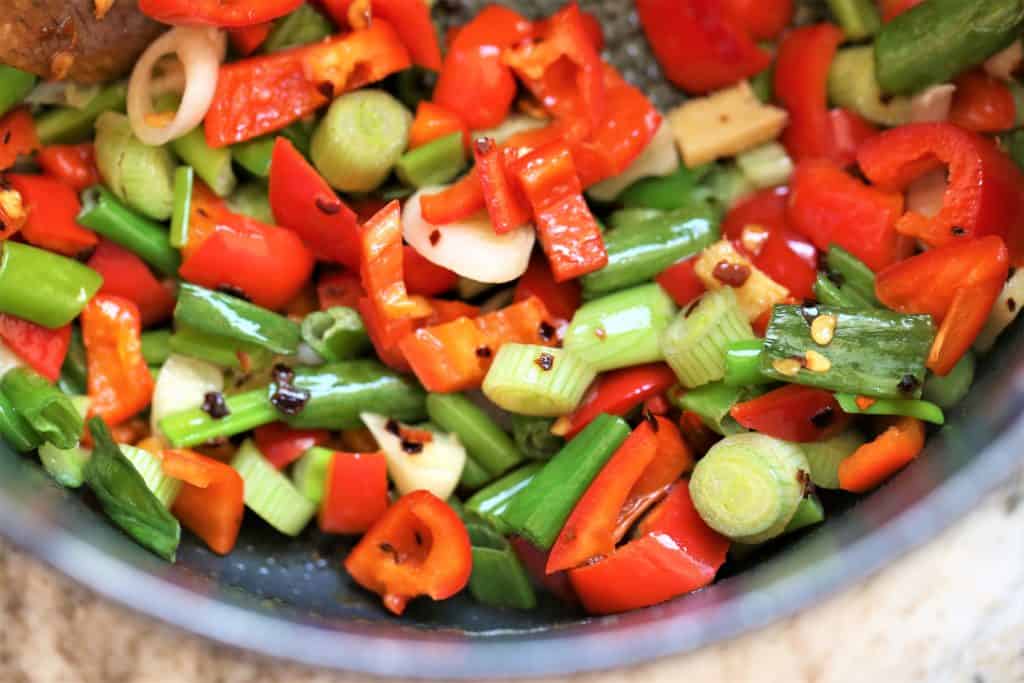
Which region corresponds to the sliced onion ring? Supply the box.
[128,26,226,146]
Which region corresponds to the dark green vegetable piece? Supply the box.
[723,340,771,387]
[827,0,881,40]
[175,283,301,355]
[460,455,493,491]
[78,187,181,277]
[141,330,173,366]
[84,418,181,561]
[824,246,879,308]
[1005,130,1024,173]
[467,525,537,610]
[35,84,127,145]
[395,132,467,188]
[923,352,975,409]
[676,381,751,436]
[834,393,944,425]
[232,137,276,178]
[263,3,333,52]
[618,165,713,210]
[300,307,370,362]
[0,242,103,329]
[466,463,543,534]
[509,414,564,461]
[167,325,274,371]
[58,327,88,396]
[426,393,523,478]
[2,367,83,449]
[761,305,935,399]
[875,0,1024,95]
[0,66,36,118]
[498,414,630,549]
[0,389,41,453]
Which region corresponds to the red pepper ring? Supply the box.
[344,490,472,615]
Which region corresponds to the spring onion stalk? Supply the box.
[466,463,542,534]
[141,330,173,366]
[975,269,1024,352]
[292,446,334,504]
[834,393,945,425]
[618,165,713,210]
[580,204,719,298]
[509,414,563,461]
[39,442,90,488]
[311,90,412,193]
[875,0,1024,95]
[120,444,183,508]
[395,132,467,189]
[93,111,176,220]
[468,529,537,610]
[783,494,825,534]
[170,128,236,197]
[35,83,127,145]
[460,455,492,491]
[149,353,224,438]
[0,242,103,329]
[232,439,316,536]
[690,432,810,544]
[263,3,333,52]
[160,389,277,448]
[499,414,630,549]
[167,326,274,371]
[169,166,194,248]
[2,367,83,449]
[677,381,751,436]
[607,208,664,232]
[723,340,771,386]
[563,283,677,373]
[826,0,881,40]
[58,328,88,396]
[736,142,794,189]
[923,352,975,409]
[227,182,274,224]
[0,389,42,453]
[761,305,935,399]
[77,187,181,276]
[482,345,596,417]
[799,429,865,489]
[361,413,466,500]
[232,136,275,178]
[813,273,872,309]
[705,162,755,212]
[0,66,36,118]
[175,283,302,355]
[426,393,524,478]
[828,47,911,126]
[85,418,181,561]
[300,307,370,362]
[661,287,756,388]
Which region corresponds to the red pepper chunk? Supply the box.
[568,483,729,615]
[788,160,908,272]
[636,0,771,94]
[140,0,301,26]
[162,449,245,555]
[254,423,330,469]
[0,315,71,382]
[950,71,1016,134]
[359,201,432,320]
[858,123,1024,265]
[514,255,581,325]
[828,108,879,168]
[86,240,177,327]
[0,108,39,172]
[5,175,98,258]
[360,297,480,373]
[227,23,273,56]
[656,257,706,308]
[562,364,678,440]
[317,270,364,310]
[403,246,457,298]
[322,0,442,70]
[319,451,389,535]
[344,490,472,615]
[474,138,532,235]
[723,0,794,40]
[35,144,101,192]
[730,385,850,443]
[81,295,155,426]
[205,21,411,147]
[409,102,468,151]
[514,141,607,282]
[879,0,924,22]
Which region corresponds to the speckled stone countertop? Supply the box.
[2,470,1021,683]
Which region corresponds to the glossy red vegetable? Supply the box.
[513,255,581,325]
[35,144,101,192]
[857,123,1024,266]
[0,315,70,382]
[724,0,794,40]
[474,137,532,235]
[227,23,272,56]
[322,0,442,70]
[879,0,924,22]
[5,174,97,257]
[561,364,678,440]
[730,385,851,443]
[656,257,706,307]
[162,448,245,555]
[0,108,39,172]
[359,297,479,373]
[344,490,472,615]
[319,451,389,535]
[409,102,468,151]
[254,423,330,469]
[838,417,925,492]
[949,70,1016,134]
[317,270,364,310]
[635,0,771,94]
[359,201,432,321]
[269,138,361,269]
[86,239,177,327]
[402,246,457,298]
[139,0,302,26]
[827,108,879,168]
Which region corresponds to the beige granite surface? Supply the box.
[1,470,1022,683]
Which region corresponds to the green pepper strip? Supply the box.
[78,187,181,276]
[0,242,102,329]
[834,392,945,425]
[175,283,301,355]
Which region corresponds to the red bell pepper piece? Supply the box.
[359,296,479,372]
[723,186,790,241]
[319,450,389,535]
[398,296,555,393]
[474,137,532,235]
[513,254,581,325]
[86,239,177,327]
[81,295,155,426]
[419,170,487,226]
[227,23,273,56]
[139,0,302,26]
[321,0,442,70]
[0,108,38,172]
[949,70,1017,134]
[433,5,534,130]
[656,257,706,308]
[254,423,330,469]
[857,122,1024,265]
[879,0,924,22]
[408,102,468,151]
[568,483,729,615]
[561,364,678,440]
[730,384,851,443]
[679,409,721,456]
[5,174,98,258]
[0,315,70,382]
[317,270,364,310]
[828,108,879,168]
[402,246,457,298]
[344,490,472,615]
[514,141,607,282]
[838,416,925,492]
[875,235,1008,375]
[35,144,101,192]
[576,8,605,51]
[205,21,411,146]
[635,0,771,94]
[788,159,908,272]
[269,138,361,269]
[774,24,845,163]
[161,448,245,555]
[723,0,794,40]
[179,184,314,311]
[359,201,432,320]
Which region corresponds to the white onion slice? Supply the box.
[128,26,226,146]
[905,168,947,219]
[984,41,1023,82]
[909,84,956,123]
[403,187,535,284]
[361,413,466,501]
[150,354,224,441]
[587,119,679,201]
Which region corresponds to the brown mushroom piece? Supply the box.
[0,1,165,84]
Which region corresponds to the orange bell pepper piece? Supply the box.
[838,417,926,493]
[162,449,245,555]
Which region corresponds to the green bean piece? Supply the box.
[300,307,370,362]
[783,494,825,534]
[875,0,1024,95]
[58,327,88,396]
[826,246,879,306]
[834,393,945,425]
[0,242,102,329]
[85,418,181,561]
[226,182,274,223]
[141,329,173,366]
[78,187,181,276]
[170,128,237,197]
[0,389,42,453]
[35,83,127,145]
[1,367,83,449]
[723,340,771,387]
[93,112,176,220]
[468,532,537,610]
[813,273,874,309]
[923,352,975,409]
[509,415,564,461]
[607,208,664,232]
[826,0,881,40]
[466,463,542,534]
[160,389,278,448]
[677,381,751,436]
[580,203,719,298]
[460,455,493,491]
[263,3,333,52]
[499,414,631,550]
[311,90,412,193]
[619,165,713,210]
[828,47,911,127]
[168,325,275,371]
[800,430,865,490]
[395,132,467,188]
[0,66,36,118]
[169,166,194,248]
[689,432,810,544]
[175,283,302,355]
[232,136,276,178]
[426,393,523,478]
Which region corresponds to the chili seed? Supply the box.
[804,349,831,373]
[810,314,837,346]
[772,358,803,376]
